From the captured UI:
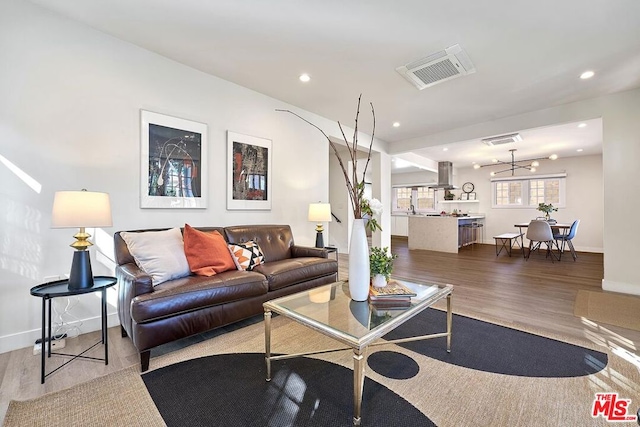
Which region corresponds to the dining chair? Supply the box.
[525,220,559,262]
[554,219,580,261]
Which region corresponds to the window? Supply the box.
[395,187,412,210]
[492,174,565,208]
[416,187,435,210]
[495,181,523,206]
[393,186,436,212]
[529,179,559,205]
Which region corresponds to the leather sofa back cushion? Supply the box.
[120,228,191,285]
[183,224,237,276]
[224,225,293,262]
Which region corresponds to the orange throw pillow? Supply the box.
[183,224,236,276]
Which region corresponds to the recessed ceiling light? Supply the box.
[578,123,587,128]
[580,70,595,79]
[443,148,448,152]
[299,73,311,82]
[392,122,400,128]
[577,148,584,152]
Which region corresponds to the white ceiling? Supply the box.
[392,118,603,173]
[30,0,639,167]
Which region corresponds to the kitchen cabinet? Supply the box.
[408,215,485,253]
[391,215,409,236]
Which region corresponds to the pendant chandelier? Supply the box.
[474,149,558,176]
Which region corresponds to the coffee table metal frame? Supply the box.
[263,279,453,426]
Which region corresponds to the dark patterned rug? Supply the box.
[378,308,608,377]
[143,353,434,427]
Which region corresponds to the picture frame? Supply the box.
[468,192,477,200]
[227,131,272,210]
[460,193,469,201]
[140,110,208,209]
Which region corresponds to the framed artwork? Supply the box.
[460,193,469,201]
[140,110,208,208]
[227,131,272,210]
[468,192,477,200]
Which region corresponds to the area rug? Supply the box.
[143,353,434,427]
[5,308,640,426]
[574,289,640,331]
[382,308,608,377]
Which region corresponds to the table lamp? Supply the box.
[51,190,113,289]
[308,203,332,248]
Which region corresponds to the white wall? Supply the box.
[453,155,603,251]
[0,0,390,353]
[391,171,438,187]
[392,88,640,295]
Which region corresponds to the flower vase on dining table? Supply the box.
[348,218,370,301]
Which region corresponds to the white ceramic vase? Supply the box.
[372,274,387,289]
[348,218,370,301]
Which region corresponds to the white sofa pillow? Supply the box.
[120,228,190,285]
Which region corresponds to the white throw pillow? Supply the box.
[120,228,191,285]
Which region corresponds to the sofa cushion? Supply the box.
[228,241,265,271]
[183,224,236,276]
[253,257,337,291]
[120,228,190,285]
[130,270,268,323]
[224,225,294,262]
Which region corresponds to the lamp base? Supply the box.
[315,231,324,248]
[69,250,94,289]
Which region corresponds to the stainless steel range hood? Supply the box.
[429,161,457,189]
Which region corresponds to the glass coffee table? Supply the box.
[263,279,453,426]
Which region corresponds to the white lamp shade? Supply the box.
[51,191,113,228]
[308,203,332,222]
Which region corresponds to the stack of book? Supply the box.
[368,280,417,309]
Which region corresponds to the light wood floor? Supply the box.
[2,238,638,423]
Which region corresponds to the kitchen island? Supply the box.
[408,215,485,253]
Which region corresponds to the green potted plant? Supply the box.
[369,247,397,288]
[537,203,558,221]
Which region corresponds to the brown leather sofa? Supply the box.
[114,224,338,371]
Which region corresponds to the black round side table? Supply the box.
[30,276,117,384]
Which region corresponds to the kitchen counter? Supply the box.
[408,215,485,253]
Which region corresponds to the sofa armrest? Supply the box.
[117,263,154,296]
[116,263,153,340]
[291,245,328,258]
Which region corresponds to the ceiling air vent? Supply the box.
[481,133,523,146]
[396,44,476,90]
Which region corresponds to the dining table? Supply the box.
[515,221,572,237]
[515,221,573,258]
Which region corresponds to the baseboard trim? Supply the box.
[0,312,120,355]
[602,279,640,296]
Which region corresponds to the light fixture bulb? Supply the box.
[392,122,400,128]
[492,158,498,163]
[299,73,311,82]
[530,167,537,172]
[490,171,496,177]
[580,70,595,79]
[473,164,481,170]
[549,154,558,160]
[531,161,539,167]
